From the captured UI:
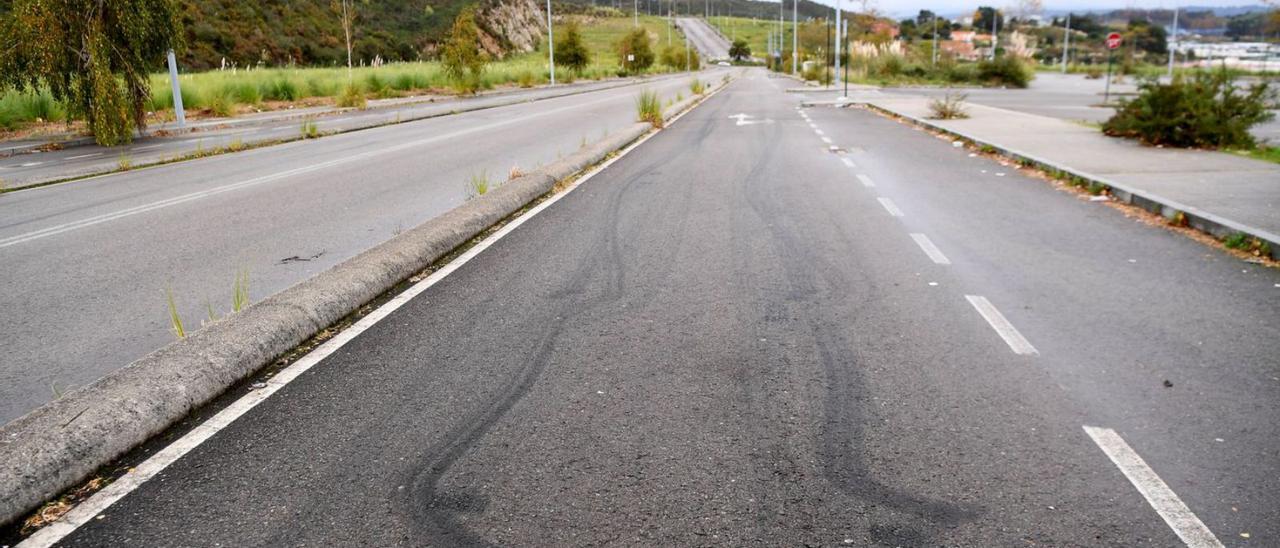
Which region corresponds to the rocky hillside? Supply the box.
[179,0,547,70]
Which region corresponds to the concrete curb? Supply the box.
[0,78,727,529]
[857,101,1280,261]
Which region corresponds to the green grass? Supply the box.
[1236,146,1280,165]
[232,269,250,313]
[300,120,319,139]
[166,289,186,339]
[636,89,663,127]
[466,170,491,200]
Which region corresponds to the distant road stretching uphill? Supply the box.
[677,17,731,60]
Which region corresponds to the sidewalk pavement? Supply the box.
[847,94,1280,257]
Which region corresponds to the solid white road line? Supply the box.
[14,86,715,548]
[857,174,875,188]
[964,295,1038,355]
[840,157,856,168]
[1082,426,1225,548]
[909,233,951,265]
[0,90,640,250]
[877,197,903,217]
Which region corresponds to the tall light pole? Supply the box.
[634,0,638,27]
[1167,6,1179,79]
[990,8,998,60]
[931,14,939,67]
[834,0,842,92]
[1061,12,1071,73]
[547,0,555,85]
[792,0,798,75]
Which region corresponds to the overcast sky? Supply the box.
[796,0,1271,18]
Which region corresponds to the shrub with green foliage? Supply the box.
[660,44,698,71]
[617,29,655,74]
[555,21,591,72]
[729,39,751,62]
[442,7,488,94]
[1,0,183,145]
[1103,71,1275,149]
[976,56,1032,88]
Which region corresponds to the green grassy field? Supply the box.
[0,15,686,133]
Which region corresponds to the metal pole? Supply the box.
[1061,12,1071,73]
[842,18,848,98]
[991,9,998,60]
[792,0,798,74]
[167,49,185,128]
[547,0,555,85]
[1104,49,1114,104]
[932,15,938,67]
[1167,7,1179,80]
[834,0,841,90]
[634,0,638,27]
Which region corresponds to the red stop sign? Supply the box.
[1106,32,1123,50]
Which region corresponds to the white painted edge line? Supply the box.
[14,86,713,548]
[877,197,903,218]
[857,174,875,188]
[909,233,951,265]
[840,157,856,168]
[1082,426,1224,548]
[821,136,833,144]
[963,295,1038,356]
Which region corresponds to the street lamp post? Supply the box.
[1168,7,1179,80]
[931,15,938,67]
[834,0,842,93]
[547,0,555,85]
[1061,12,1071,73]
[792,0,798,75]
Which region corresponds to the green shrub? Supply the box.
[336,83,367,108]
[442,7,488,93]
[207,91,235,117]
[976,56,1032,88]
[802,63,830,85]
[265,78,299,101]
[555,21,590,72]
[1103,71,1274,149]
[617,29,655,74]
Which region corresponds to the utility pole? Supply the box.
[834,0,842,92]
[1061,12,1071,73]
[792,0,798,75]
[1168,6,1179,80]
[842,18,848,98]
[166,50,185,128]
[931,14,938,67]
[990,8,998,60]
[668,0,672,45]
[634,0,638,27]
[547,0,555,85]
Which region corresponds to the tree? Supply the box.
[442,7,488,93]
[555,21,590,72]
[0,0,183,146]
[728,39,751,62]
[1126,19,1167,55]
[973,6,1004,33]
[616,29,654,74]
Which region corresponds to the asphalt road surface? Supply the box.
[0,71,720,424]
[0,75,691,189]
[48,69,1277,546]
[677,17,731,61]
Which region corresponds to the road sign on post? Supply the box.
[1104,32,1122,104]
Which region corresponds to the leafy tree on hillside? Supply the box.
[728,39,751,62]
[555,21,590,72]
[1126,19,1167,55]
[0,0,183,145]
[973,6,1004,33]
[442,7,488,93]
[616,29,654,74]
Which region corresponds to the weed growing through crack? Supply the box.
[301,120,320,139]
[166,288,186,339]
[117,153,133,171]
[690,79,706,95]
[508,165,525,180]
[466,170,491,200]
[927,92,969,120]
[635,90,663,128]
[227,137,245,152]
[232,268,250,313]
[1223,233,1249,249]
[1086,181,1106,196]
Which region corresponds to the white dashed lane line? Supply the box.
[909,233,951,265]
[856,174,875,188]
[964,295,1038,356]
[821,136,832,144]
[877,197,904,217]
[65,153,103,161]
[1083,426,1225,548]
[841,157,856,168]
